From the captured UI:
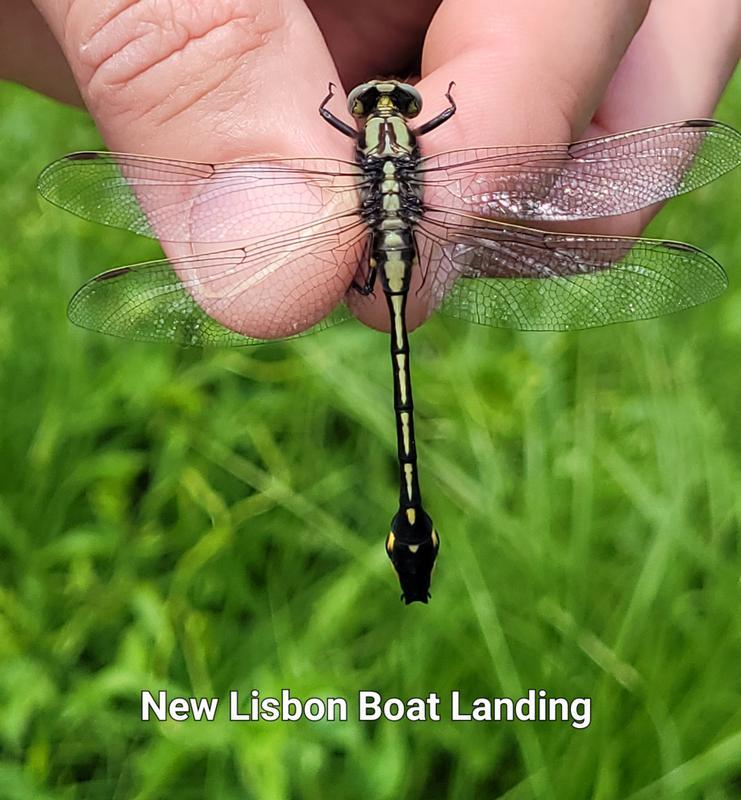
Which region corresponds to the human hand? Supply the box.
[6,0,740,336]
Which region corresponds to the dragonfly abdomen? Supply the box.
[371,167,421,510]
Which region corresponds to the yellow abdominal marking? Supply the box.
[400,411,411,455]
[404,463,414,501]
[381,162,401,210]
[409,544,419,553]
[395,354,407,404]
[390,291,404,350]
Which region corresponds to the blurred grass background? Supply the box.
[0,71,740,800]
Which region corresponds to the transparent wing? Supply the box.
[68,217,369,345]
[37,152,365,244]
[414,211,727,331]
[417,120,741,221]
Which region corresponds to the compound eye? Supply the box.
[347,82,375,116]
[395,83,423,117]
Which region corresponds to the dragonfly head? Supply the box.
[385,508,440,604]
[348,81,422,119]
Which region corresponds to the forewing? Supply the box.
[418,120,741,221]
[69,220,369,345]
[415,212,727,331]
[37,153,365,244]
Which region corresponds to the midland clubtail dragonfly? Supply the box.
[38,80,741,604]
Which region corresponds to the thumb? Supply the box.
[34,0,364,340]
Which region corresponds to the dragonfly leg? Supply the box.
[351,258,377,296]
[319,82,358,138]
[413,82,456,136]
[411,230,432,296]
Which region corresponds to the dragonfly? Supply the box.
[37,80,741,604]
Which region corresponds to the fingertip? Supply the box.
[593,0,741,133]
[418,0,650,151]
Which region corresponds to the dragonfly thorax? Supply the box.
[358,116,418,160]
[349,82,422,161]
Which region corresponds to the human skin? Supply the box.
[3,0,740,336]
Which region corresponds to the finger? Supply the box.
[416,0,651,151]
[352,0,652,330]
[579,0,740,235]
[1,1,80,104]
[592,0,741,131]
[33,0,360,340]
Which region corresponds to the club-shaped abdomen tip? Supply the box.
[385,508,440,604]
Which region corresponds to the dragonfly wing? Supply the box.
[417,120,741,221]
[37,153,365,244]
[415,211,727,331]
[68,218,369,345]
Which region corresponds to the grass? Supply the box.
[0,73,740,800]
